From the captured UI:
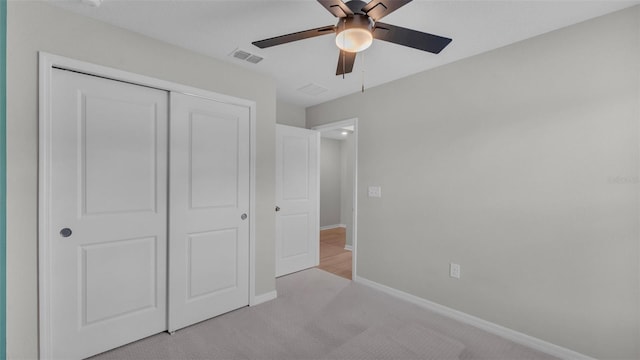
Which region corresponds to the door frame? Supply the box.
[311,118,358,280]
[38,52,258,359]
[0,2,6,357]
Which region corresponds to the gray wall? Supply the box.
[340,135,355,246]
[320,138,342,227]
[7,2,276,358]
[276,100,306,128]
[307,7,640,359]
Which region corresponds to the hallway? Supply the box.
[317,227,352,280]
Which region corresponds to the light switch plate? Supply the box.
[368,186,382,198]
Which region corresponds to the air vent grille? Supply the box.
[246,55,264,64]
[297,83,329,96]
[233,50,251,60]
[229,48,264,64]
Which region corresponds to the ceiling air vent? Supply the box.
[297,83,329,97]
[229,48,264,64]
[246,55,264,64]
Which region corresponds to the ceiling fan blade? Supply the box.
[317,0,354,18]
[252,25,336,49]
[362,0,412,21]
[336,50,356,76]
[373,22,452,54]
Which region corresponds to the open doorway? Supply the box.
[312,119,357,280]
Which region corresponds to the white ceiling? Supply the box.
[50,0,640,108]
[321,125,354,140]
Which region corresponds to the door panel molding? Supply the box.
[38,52,257,359]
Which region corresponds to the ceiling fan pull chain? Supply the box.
[361,53,365,93]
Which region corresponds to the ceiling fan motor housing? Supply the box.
[344,0,369,15]
[338,14,374,32]
[335,14,374,52]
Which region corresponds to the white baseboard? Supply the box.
[320,224,346,231]
[251,290,277,306]
[353,276,595,360]
[344,245,353,251]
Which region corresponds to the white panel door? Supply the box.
[49,69,168,359]
[275,125,320,277]
[169,93,250,331]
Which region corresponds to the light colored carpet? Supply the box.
[90,269,558,360]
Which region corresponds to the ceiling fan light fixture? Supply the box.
[335,15,373,53]
[335,27,373,52]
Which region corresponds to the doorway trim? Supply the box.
[38,52,257,359]
[0,1,6,357]
[312,118,358,280]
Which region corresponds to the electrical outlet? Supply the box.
[450,263,461,279]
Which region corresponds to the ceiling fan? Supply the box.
[252,0,452,76]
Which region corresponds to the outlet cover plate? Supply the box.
[450,263,461,279]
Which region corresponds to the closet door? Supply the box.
[169,93,250,331]
[48,69,168,359]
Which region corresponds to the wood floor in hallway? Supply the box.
[317,227,352,280]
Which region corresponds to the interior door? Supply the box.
[169,92,250,331]
[49,69,168,359]
[275,124,320,277]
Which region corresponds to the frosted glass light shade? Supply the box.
[335,28,373,53]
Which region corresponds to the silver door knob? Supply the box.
[241,213,247,220]
[60,228,72,237]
